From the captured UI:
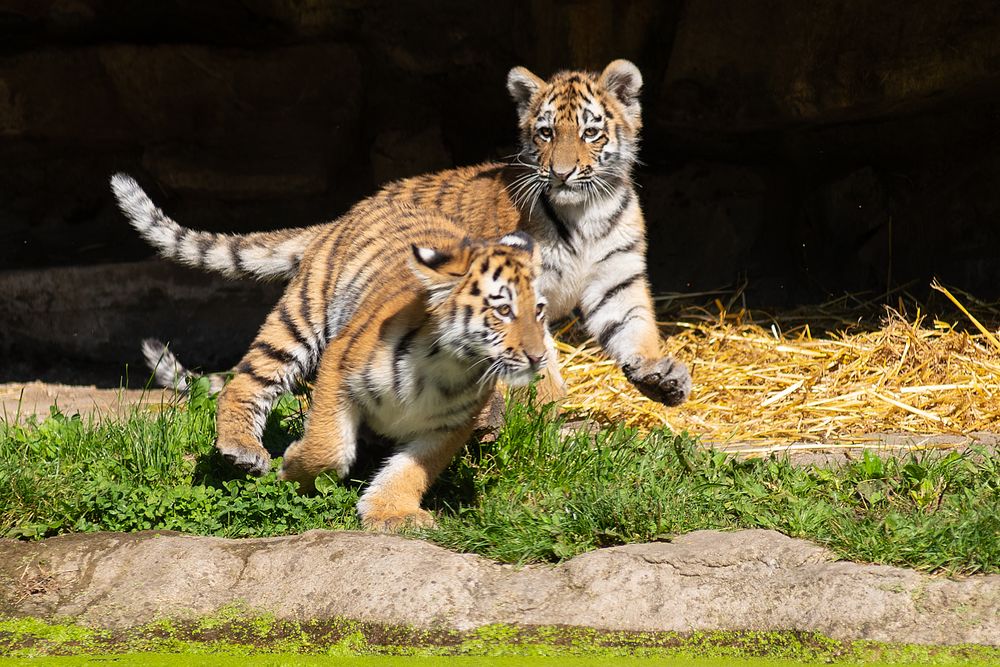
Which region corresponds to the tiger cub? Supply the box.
[288,233,546,530]
[112,59,692,478]
[144,191,547,529]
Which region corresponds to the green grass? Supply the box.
[0,382,359,539]
[1,382,998,573]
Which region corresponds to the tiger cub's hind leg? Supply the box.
[216,374,283,476]
[279,340,360,492]
[216,290,321,476]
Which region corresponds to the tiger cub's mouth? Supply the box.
[494,355,544,387]
[545,181,590,206]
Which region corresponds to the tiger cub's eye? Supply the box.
[496,304,513,318]
[583,127,600,139]
[537,127,553,140]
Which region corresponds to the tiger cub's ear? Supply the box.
[507,66,545,117]
[499,231,534,251]
[599,59,643,122]
[410,243,473,298]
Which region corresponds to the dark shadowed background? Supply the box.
[2,0,1000,384]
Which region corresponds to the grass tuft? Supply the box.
[427,400,1000,571]
[0,381,358,539]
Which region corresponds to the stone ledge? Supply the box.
[2,529,997,645]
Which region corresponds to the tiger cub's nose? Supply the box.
[525,352,544,370]
[551,167,575,183]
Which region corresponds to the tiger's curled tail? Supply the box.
[110,174,321,281]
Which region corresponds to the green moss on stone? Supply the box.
[1,614,998,665]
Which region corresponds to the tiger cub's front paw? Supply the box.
[622,356,692,406]
[217,439,272,477]
[361,509,436,533]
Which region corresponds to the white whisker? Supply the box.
[513,178,544,212]
[510,176,541,209]
[526,182,544,219]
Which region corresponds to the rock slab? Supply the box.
[2,529,997,645]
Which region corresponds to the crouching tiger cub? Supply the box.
[290,227,547,531]
[148,193,548,529]
[291,230,547,530]
[112,59,692,478]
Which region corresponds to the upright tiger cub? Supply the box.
[112,59,691,477]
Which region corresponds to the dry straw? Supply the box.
[555,283,1000,455]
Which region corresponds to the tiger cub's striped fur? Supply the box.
[113,59,692,479]
[283,227,546,529]
[156,194,546,529]
[116,183,324,281]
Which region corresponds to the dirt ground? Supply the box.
[0,381,176,422]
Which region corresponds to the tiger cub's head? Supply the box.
[507,59,642,207]
[410,231,547,386]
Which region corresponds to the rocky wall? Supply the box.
[2,0,1000,380]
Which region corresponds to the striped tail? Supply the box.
[141,339,227,394]
[110,173,322,281]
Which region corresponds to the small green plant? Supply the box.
[1,387,998,573]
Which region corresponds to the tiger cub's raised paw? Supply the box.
[622,356,692,407]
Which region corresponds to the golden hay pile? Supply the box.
[556,285,1000,453]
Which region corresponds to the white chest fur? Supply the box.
[348,337,488,441]
[534,187,641,320]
